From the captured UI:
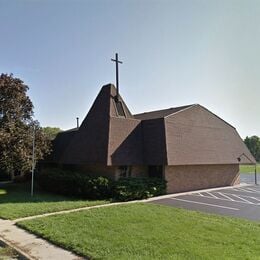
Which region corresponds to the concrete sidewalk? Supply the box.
[0,220,83,260]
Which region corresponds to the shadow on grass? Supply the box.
[0,182,90,204]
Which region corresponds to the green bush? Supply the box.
[112,177,167,201]
[37,168,112,199]
[37,168,167,201]
[0,169,11,181]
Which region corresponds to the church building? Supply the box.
[47,83,255,193]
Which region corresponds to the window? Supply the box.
[115,101,126,117]
[118,166,132,178]
[148,166,163,178]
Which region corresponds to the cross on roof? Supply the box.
[111,53,123,102]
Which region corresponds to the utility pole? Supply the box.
[237,153,258,185]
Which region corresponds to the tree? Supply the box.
[244,136,260,162]
[42,127,62,140]
[0,73,50,178]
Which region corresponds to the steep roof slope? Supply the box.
[107,85,143,165]
[164,104,255,165]
[60,84,143,165]
[49,84,255,167]
[61,84,112,164]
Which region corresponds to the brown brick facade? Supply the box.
[164,164,240,194]
[47,84,254,194]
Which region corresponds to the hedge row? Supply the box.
[37,168,166,201]
[113,177,166,201]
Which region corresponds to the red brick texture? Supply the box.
[164,164,240,194]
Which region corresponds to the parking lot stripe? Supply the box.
[235,188,259,194]
[242,188,260,193]
[228,194,260,202]
[170,198,239,210]
[231,194,254,204]
[192,193,257,205]
[205,192,218,199]
[217,192,235,201]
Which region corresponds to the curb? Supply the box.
[13,183,252,222]
[144,183,253,202]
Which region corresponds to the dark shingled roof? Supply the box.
[134,105,194,120]
[47,83,256,166]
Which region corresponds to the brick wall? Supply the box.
[165,164,239,194]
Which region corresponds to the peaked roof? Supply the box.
[60,84,140,165]
[134,105,193,120]
[49,83,256,166]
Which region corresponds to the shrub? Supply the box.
[112,177,167,201]
[37,168,112,199]
[37,168,167,201]
[0,169,10,182]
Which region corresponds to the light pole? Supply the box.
[31,125,36,196]
[237,153,257,185]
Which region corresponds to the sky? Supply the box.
[0,0,259,138]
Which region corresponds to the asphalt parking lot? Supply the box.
[151,185,260,221]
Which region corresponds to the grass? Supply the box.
[0,183,108,220]
[0,245,19,259]
[18,203,260,260]
[240,163,260,174]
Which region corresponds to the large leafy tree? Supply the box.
[244,136,260,162]
[42,127,62,140]
[0,73,50,177]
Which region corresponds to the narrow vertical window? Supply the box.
[115,101,126,117]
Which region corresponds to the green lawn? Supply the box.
[18,203,260,260]
[240,164,260,174]
[0,183,108,220]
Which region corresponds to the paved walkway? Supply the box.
[0,219,83,260]
[13,200,139,223]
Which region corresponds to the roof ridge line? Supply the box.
[198,105,236,130]
[134,104,194,116]
[164,104,198,118]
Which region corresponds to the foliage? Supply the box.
[0,73,50,177]
[244,136,260,162]
[112,177,166,201]
[38,168,112,199]
[0,183,108,220]
[18,204,260,259]
[42,126,62,140]
[0,169,10,181]
[37,168,166,201]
